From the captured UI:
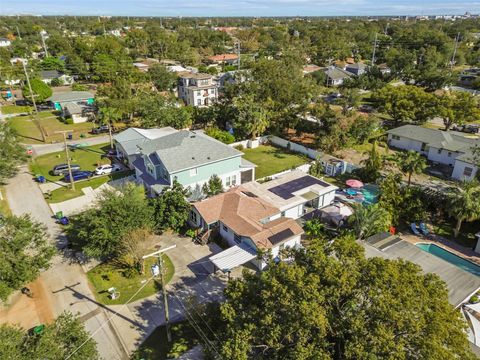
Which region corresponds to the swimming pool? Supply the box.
[416,243,480,277]
[361,184,379,204]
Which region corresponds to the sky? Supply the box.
[2,0,480,17]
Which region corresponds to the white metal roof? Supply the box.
[209,242,257,273]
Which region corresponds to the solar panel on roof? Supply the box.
[268,228,295,245]
[268,176,331,200]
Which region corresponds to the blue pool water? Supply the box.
[361,184,379,204]
[416,243,480,277]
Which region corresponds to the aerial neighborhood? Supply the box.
[2,10,480,360]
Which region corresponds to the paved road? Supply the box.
[5,166,128,360]
[31,135,111,156]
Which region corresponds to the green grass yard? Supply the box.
[241,145,309,179]
[136,321,199,359]
[87,255,174,305]
[0,187,10,216]
[9,112,97,144]
[0,104,33,114]
[432,218,479,249]
[30,143,111,182]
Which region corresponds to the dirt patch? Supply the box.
[283,128,317,146]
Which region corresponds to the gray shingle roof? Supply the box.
[346,63,368,70]
[138,130,243,173]
[324,66,352,81]
[362,233,480,307]
[113,127,178,156]
[47,91,94,103]
[40,70,62,79]
[388,125,479,163]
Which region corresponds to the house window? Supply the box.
[448,152,452,157]
[231,175,236,186]
[190,168,198,176]
[197,90,201,96]
[197,99,201,106]
[222,224,228,232]
[464,167,473,177]
[234,233,241,244]
[281,211,286,217]
[210,89,215,94]
[437,149,442,154]
[421,143,427,151]
[225,176,231,186]
[190,211,197,223]
[392,135,400,140]
[147,164,154,176]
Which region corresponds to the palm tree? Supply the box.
[394,150,427,186]
[360,141,383,182]
[447,180,480,238]
[349,203,391,240]
[99,107,121,149]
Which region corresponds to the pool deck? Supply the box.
[401,232,480,266]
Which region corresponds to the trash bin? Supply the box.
[55,211,63,219]
[68,133,73,140]
[38,175,46,184]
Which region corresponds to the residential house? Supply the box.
[191,187,304,271]
[47,91,94,122]
[387,125,480,181]
[133,58,160,72]
[0,38,11,47]
[177,73,218,107]
[10,57,27,65]
[132,130,255,196]
[40,70,74,85]
[113,127,178,168]
[362,232,480,308]
[207,54,239,66]
[377,63,392,75]
[324,66,352,86]
[345,62,368,76]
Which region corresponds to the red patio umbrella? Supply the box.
[346,179,364,188]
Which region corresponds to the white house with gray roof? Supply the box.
[324,66,352,86]
[131,130,256,196]
[387,125,479,181]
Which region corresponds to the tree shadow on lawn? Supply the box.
[266,148,288,159]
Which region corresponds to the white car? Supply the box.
[94,164,122,175]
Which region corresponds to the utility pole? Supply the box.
[16,26,22,40]
[371,33,378,65]
[55,130,75,190]
[142,245,176,343]
[450,32,460,68]
[236,40,241,71]
[22,61,46,142]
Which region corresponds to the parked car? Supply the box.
[63,171,93,182]
[91,125,111,134]
[94,164,122,175]
[453,124,479,134]
[52,164,81,176]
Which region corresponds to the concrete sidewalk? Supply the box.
[31,135,110,156]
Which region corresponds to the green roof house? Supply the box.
[47,91,95,123]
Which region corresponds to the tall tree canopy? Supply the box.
[0,123,27,184]
[22,78,52,103]
[210,236,474,360]
[0,215,54,301]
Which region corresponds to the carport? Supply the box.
[209,242,257,273]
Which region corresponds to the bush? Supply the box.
[72,84,88,91]
[470,295,479,303]
[185,228,196,239]
[64,118,74,125]
[234,144,244,151]
[204,126,235,144]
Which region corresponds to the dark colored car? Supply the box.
[63,171,93,182]
[91,125,110,134]
[52,164,81,176]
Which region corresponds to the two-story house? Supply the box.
[387,125,480,181]
[177,73,218,107]
[132,130,256,196]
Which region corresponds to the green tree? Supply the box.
[436,91,480,131]
[232,94,270,139]
[0,215,54,301]
[99,106,121,148]
[204,126,235,144]
[0,312,99,359]
[308,156,324,178]
[39,56,65,71]
[150,181,191,232]
[349,203,391,240]
[394,150,427,186]
[67,185,154,259]
[0,123,27,184]
[22,78,52,103]
[447,180,480,238]
[149,64,177,91]
[358,141,383,183]
[337,88,361,115]
[378,173,404,225]
[138,95,192,129]
[212,235,474,359]
[372,85,437,124]
[202,175,224,197]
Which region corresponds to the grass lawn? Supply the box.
[1,105,33,114]
[241,145,309,179]
[87,255,174,305]
[0,187,10,216]
[136,321,199,359]
[9,112,97,144]
[432,218,479,249]
[30,143,111,182]
[46,171,132,203]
